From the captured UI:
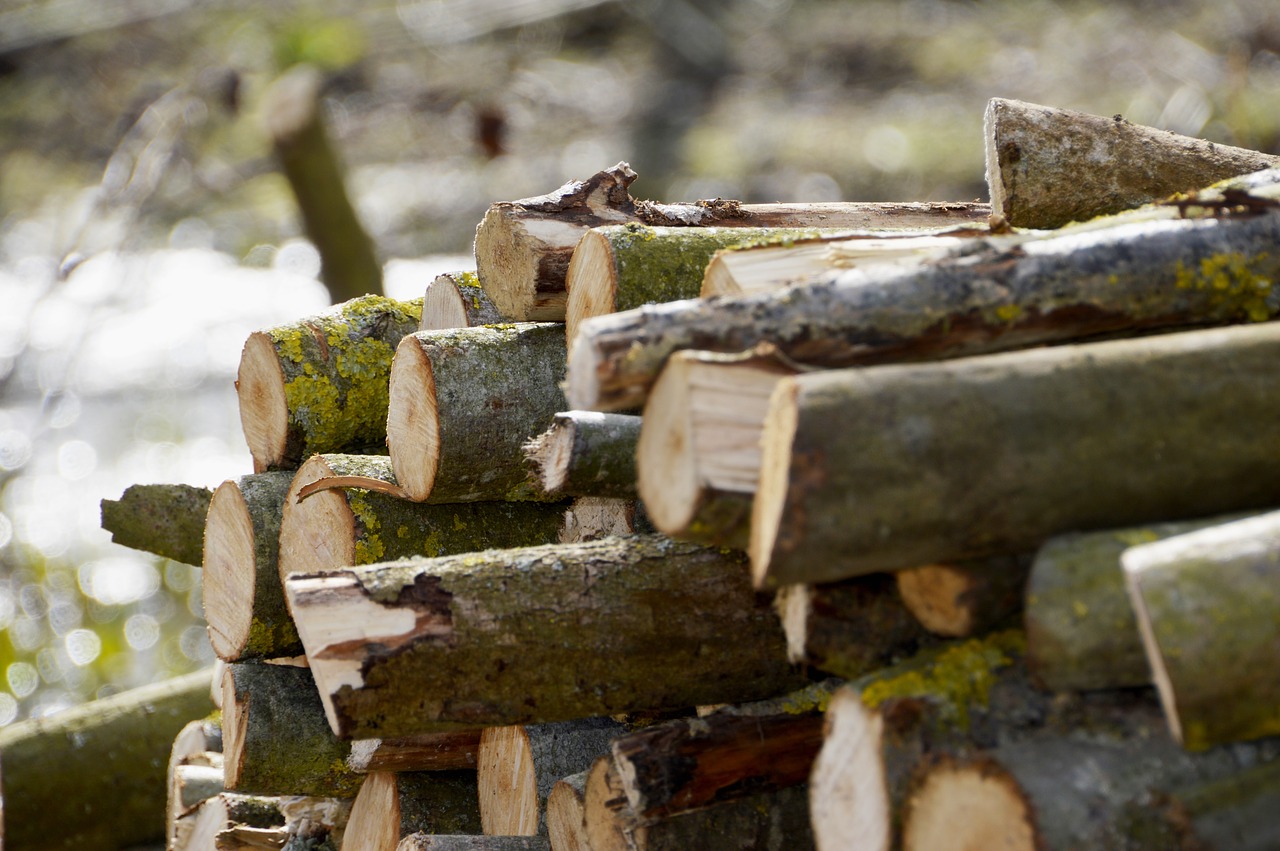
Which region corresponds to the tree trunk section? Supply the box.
[343,769,482,850]
[387,323,567,502]
[546,771,589,851]
[346,731,482,773]
[100,482,212,566]
[283,534,805,739]
[894,556,1028,638]
[422,272,504,330]
[1122,510,1280,750]
[751,322,1280,587]
[236,294,423,471]
[525,411,640,500]
[984,97,1280,229]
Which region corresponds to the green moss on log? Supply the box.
[101,483,213,566]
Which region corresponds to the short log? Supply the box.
[100,482,213,566]
[525,411,640,500]
[422,272,503,330]
[343,769,482,850]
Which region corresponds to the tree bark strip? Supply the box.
[751,322,1280,587]
[422,272,503,330]
[343,769,482,850]
[524,411,640,499]
[100,482,213,566]
[346,731,482,773]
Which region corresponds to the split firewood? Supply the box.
[203,472,300,662]
[984,97,1280,229]
[474,161,988,322]
[284,534,805,739]
[1025,512,1255,692]
[557,496,652,543]
[893,556,1028,638]
[346,731,482,773]
[177,792,285,851]
[342,770,482,850]
[546,771,589,851]
[167,717,225,850]
[237,294,423,471]
[525,411,640,500]
[0,667,215,850]
[565,171,1280,412]
[1123,510,1280,750]
[100,482,213,566]
[397,835,551,850]
[422,271,503,330]
[477,717,624,836]
[751,321,1280,588]
[209,795,352,851]
[387,323,567,502]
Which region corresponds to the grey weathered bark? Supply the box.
[524,411,640,500]
[421,272,503,330]
[343,769,482,850]
[100,482,213,566]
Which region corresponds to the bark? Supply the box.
[397,835,550,850]
[984,97,1280,229]
[1025,512,1256,692]
[177,792,285,851]
[565,172,1280,412]
[546,771,589,851]
[524,411,640,500]
[346,731,482,773]
[557,496,653,543]
[264,64,382,303]
[343,769,482,850]
[236,294,423,471]
[203,471,300,662]
[100,482,212,566]
[386,323,567,502]
[0,667,215,850]
[1122,511,1280,750]
[477,717,623,836]
[422,272,503,330]
[283,534,805,739]
[894,556,1028,638]
[750,321,1280,587]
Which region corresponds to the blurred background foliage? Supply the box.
[0,0,1278,724]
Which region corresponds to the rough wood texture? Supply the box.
[397,835,551,850]
[346,731,482,773]
[557,496,652,543]
[343,769,482,850]
[985,97,1280,229]
[894,556,1028,638]
[546,771,589,851]
[284,534,805,738]
[566,172,1280,412]
[1025,512,1255,692]
[387,323,567,502]
[525,411,640,499]
[0,667,215,850]
[178,792,286,851]
[422,271,503,330]
[264,63,382,303]
[751,322,1280,587]
[237,294,423,471]
[100,482,212,566]
[1123,511,1280,750]
[167,718,224,851]
[203,472,300,662]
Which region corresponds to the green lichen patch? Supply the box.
[1174,251,1275,322]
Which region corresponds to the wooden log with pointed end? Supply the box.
[397,835,551,850]
[284,534,805,739]
[984,97,1280,229]
[237,295,423,472]
[387,323,567,503]
[0,667,215,850]
[557,496,652,544]
[565,176,1280,413]
[1025,512,1256,692]
[422,272,503,330]
[525,411,640,500]
[1123,511,1280,750]
[346,731,482,773]
[100,482,213,566]
[894,556,1028,638]
[547,771,590,851]
[478,717,624,836]
[343,770,482,850]
[203,472,299,662]
[750,322,1280,588]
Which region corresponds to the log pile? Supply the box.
[13,97,1278,850]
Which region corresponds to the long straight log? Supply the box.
[985,97,1280,229]
[422,272,503,330]
[100,482,213,566]
[237,294,423,471]
[524,411,640,500]
[343,770,482,850]
[387,323,567,502]
[566,172,1280,412]
[751,321,1280,587]
[1123,511,1280,750]
[284,534,805,739]
[178,792,286,851]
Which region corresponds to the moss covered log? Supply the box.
[525,411,640,499]
[1123,511,1280,750]
[343,770,481,850]
[100,482,213,566]
[421,271,503,330]
[284,534,805,739]
[237,294,423,472]
[0,667,215,850]
[566,171,1280,412]
[751,322,1280,587]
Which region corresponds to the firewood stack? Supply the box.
[11,97,1274,850]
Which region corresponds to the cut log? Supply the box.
[422,271,504,330]
[397,835,551,850]
[525,411,640,500]
[984,97,1280,229]
[177,792,286,851]
[1025,512,1256,692]
[284,534,805,738]
[167,718,225,851]
[546,770,589,851]
[557,496,652,544]
[0,667,215,850]
[203,471,300,662]
[565,172,1280,412]
[637,349,794,548]
[346,731,482,773]
[774,576,931,678]
[1122,510,1280,750]
[894,556,1028,638]
[342,769,482,850]
[100,482,213,566]
[237,294,423,471]
[387,323,567,502]
[477,717,623,836]
[751,321,1280,587]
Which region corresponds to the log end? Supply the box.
[421,274,474,331]
[749,376,801,589]
[547,772,590,851]
[387,335,441,502]
[238,331,290,473]
[345,771,402,851]
[902,757,1038,851]
[478,725,538,836]
[279,456,356,583]
[565,230,620,356]
[474,205,568,322]
[809,687,890,851]
[637,357,703,538]
[203,480,256,661]
[564,329,607,413]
